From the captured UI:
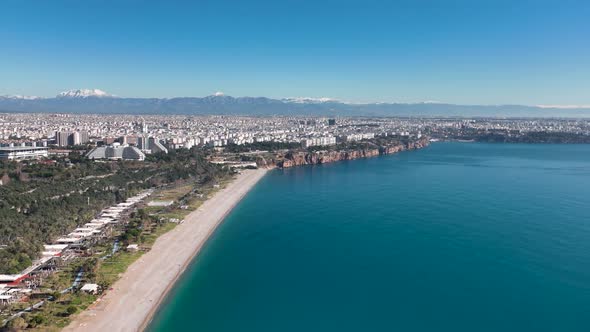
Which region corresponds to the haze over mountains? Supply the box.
[1,89,589,117]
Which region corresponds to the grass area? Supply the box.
[95,251,144,287]
[159,210,191,220]
[143,205,166,215]
[156,177,232,220]
[23,292,97,331]
[44,263,81,291]
[142,222,177,247]
[153,183,193,201]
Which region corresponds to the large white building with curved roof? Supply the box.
[86,143,145,161]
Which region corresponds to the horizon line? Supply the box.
[2,89,590,109]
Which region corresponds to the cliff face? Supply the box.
[278,137,430,168]
[280,148,380,168]
[380,136,430,154]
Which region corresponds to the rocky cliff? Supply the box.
[277,137,429,168]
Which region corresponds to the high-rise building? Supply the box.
[55,131,71,147]
[137,135,148,150]
[79,131,89,144]
[55,131,90,147]
[71,132,81,145]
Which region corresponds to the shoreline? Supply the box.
[63,168,268,332]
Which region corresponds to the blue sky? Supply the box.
[1,0,589,105]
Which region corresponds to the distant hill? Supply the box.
[1,89,589,117]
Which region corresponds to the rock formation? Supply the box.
[277,137,430,168]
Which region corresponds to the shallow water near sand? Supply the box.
[149,142,590,331]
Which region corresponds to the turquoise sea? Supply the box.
[149,143,590,331]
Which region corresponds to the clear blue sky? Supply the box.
[1,0,589,105]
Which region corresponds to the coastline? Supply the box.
[277,137,430,168]
[63,168,268,332]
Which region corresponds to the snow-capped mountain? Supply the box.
[282,97,340,104]
[57,89,114,98]
[0,94,42,100]
[0,90,589,117]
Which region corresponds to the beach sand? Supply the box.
[63,168,268,332]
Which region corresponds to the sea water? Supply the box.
[149,143,590,331]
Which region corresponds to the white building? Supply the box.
[0,146,49,160]
[342,133,375,142]
[86,144,146,161]
[301,136,337,148]
[80,283,100,294]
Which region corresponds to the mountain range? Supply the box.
[1,89,589,117]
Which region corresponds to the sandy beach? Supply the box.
[63,168,268,332]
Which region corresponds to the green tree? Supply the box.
[28,314,46,328]
[66,305,78,316]
[5,317,28,331]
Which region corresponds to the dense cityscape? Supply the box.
[2,114,590,162]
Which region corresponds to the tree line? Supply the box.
[0,148,232,274]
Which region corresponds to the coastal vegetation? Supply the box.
[0,148,232,274]
[0,149,234,330]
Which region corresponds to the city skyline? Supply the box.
[1,0,589,105]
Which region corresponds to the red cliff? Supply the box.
[278,137,429,168]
